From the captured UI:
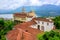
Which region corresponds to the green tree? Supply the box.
[0,19,4,30]
[53,16,60,29]
[37,30,60,40]
[0,19,14,40]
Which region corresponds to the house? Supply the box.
[31,17,54,32]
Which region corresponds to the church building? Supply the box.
[13,8,36,24]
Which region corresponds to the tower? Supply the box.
[22,7,25,12]
[28,9,36,17]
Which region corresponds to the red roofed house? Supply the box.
[31,17,54,32]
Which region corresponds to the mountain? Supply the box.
[0,4,60,17]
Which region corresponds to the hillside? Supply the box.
[0,4,60,17]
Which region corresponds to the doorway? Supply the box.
[37,25,40,30]
[41,26,44,31]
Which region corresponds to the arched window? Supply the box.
[41,26,44,31]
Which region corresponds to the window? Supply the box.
[38,21,40,23]
[21,18,26,20]
[47,23,49,25]
[37,25,40,30]
[42,22,44,24]
[41,26,44,31]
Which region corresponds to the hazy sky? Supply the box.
[0,0,60,10]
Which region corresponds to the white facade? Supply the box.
[26,16,35,22]
[30,20,54,32]
[26,18,32,22]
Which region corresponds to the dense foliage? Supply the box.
[53,16,60,29]
[37,30,60,40]
[0,19,14,40]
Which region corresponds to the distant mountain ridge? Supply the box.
[0,4,60,16]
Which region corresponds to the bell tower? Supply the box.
[28,9,36,17]
[22,7,25,13]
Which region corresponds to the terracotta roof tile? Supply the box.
[14,12,27,18]
[32,17,53,23]
[6,29,19,40]
[14,20,37,28]
[6,20,43,40]
[14,20,43,36]
[14,12,34,18]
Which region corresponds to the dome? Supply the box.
[28,10,36,17]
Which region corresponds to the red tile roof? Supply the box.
[6,20,43,40]
[14,12,27,18]
[6,29,19,40]
[32,17,53,23]
[14,20,37,28]
[14,20,43,35]
[14,12,34,18]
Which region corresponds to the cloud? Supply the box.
[55,0,60,5]
[27,0,60,6]
[0,0,60,10]
[0,0,26,10]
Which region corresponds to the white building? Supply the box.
[30,17,54,32]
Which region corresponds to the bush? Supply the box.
[37,30,60,40]
[53,16,60,29]
[0,19,14,40]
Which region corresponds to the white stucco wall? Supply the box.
[30,20,54,32]
[30,24,38,29]
[43,22,54,32]
[26,18,32,22]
